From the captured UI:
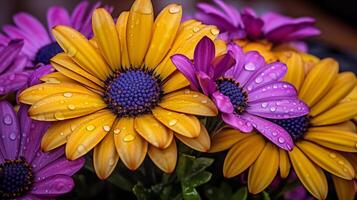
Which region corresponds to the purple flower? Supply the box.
[195,0,320,44]
[0,100,84,199]
[171,37,309,150]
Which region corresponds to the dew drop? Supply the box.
[210,28,219,35]
[201,100,208,104]
[192,94,198,98]
[169,6,180,14]
[123,134,135,142]
[261,102,268,108]
[86,125,96,131]
[9,132,16,141]
[184,89,190,94]
[338,160,344,165]
[255,77,263,83]
[169,119,178,126]
[193,27,200,33]
[272,132,278,136]
[278,137,285,144]
[63,92,73,98]
[68,104,76,110]
[54,112,65,120]
[244,62,256,71]
[77,145,86,154]
[3,114,13,125]
[103,125,111,132]
[329,153,336,158]
[270,107,277,112]
[47,77,61,84]
[114,129,121,134]
[109,158,115,166]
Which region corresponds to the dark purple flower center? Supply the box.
[104,68,163,117]
[216,78,248,114]
[34,42,63,65]
[269,115,310,141]
[0,158,33,199]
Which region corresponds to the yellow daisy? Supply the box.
[19,0,220,179]
[210,53,357,199]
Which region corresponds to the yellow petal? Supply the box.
[313,121,356,132]
[332,175,356,200]
[288,146,327,200]
[304,129,357,152]
[209,128,250,153]
[175,123,211,152]
[223,134,265,178]
[297,141,355,180]
[310,72,356,116]
[66,110,116,160]
[248,143,279,194]
[214,39,227,57]
[243,42,276,63]
[148,140,177,173]
[134,114,173,149]
[162,71,190,94]
[51,53,104,89]
[278,51,305,90]
[94,133,119,179]
[28,92,106,121]
[40,72,74,84]
[155,25,219,80]
[41,112,104,151]
[114,118,148,170]
[127,0,154,66]
[144,4,182,69]
[299,58,339,107]
[19,82,94,105]
[152,107,201,138]
[52,26,111,80]
[279,149,291,178]
[92,8,121,70]
[342,86,357,102]
[343,153,357,179]
[116,11,130,68]
[300,53,320,74]
[311,100,357,126]
[159,89,218,116]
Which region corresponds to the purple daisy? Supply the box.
[0,40,29,95]
[0,1,112,95]
[195,0,320,45]
[0,101,84,199]
[171,37,310,150]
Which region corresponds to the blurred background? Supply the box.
[1,0,356,72]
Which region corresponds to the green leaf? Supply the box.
[182,182,201,200]
[230,187,248,200]
[261,191,271,200]
[177,154,196,180]
[187,171,212,188]
[132,183,154,200]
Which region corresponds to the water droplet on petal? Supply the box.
[3,114,13,125]
[210,28,219,35]
[63,92,73,98]
[77,145,86,154]
[103,125,111,132]
[68,104,76,110]
[193,27,200,33]
[169,119,178,126]
[272,132,278,136]
[114,129,121,134]
[338,160,344,165]
[261,102,268,108]
[255,77,263,83]
[244,62,256,71]
[192,94,198,98]
[184,89,190,94]
[329,153,336,158]
[47,77,61,84]
[54,112,65,120]
[169,6,180,14]
[86,125,96,131]
[109,158,115,166]
[9,132,16,141]
[201,100,208,104]
[123,134,135,142]
[270,107,277,112]
[278,137,285,144]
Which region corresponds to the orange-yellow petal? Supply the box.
[134,114,173,149]
[116,11,130,68]
[92,8,121,70]
[214,39,227,57]
[94,133,119,179]
[248,143,279,194]
[162,71,190,94]
[148,140,177,173]
[300,53,320,74]
[159,89,218,116]
[278,51,305,90]
[152,107,201,138]
[66,110,116,160]
[332,175,356,200]
[279,149,291,178]
[288,146,327,200]
[209,128,251,153]
[114,117,148,170]
[223,134,265,178]
[175,123,211,152]
[127,0,154,66]
[40,72,74,84]
[144,4,182,69]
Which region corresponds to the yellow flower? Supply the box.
[210,54,357,199]
[19,0,219,179]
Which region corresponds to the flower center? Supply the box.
[269,115,310,141]
[0,158,33,199]
[34,42,63,65]
[104,68,163,117]
[216,78,248,114]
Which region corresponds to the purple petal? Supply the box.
[194,37,215,75]
[30,174,74,197]
[6,55,27,73]
[196,3,237,31]
[262,12,316,33]
[77,2,102,38]
[241,9,264,40]
[47,6,70,36]
[248,82,297,102]
[246,98,309,119]
[70,1,90,30]
[28,64,54,87]
[266,26,320,43]
[171,54,199,90]
[0,100,20,160]
[235,51,266,86]
[31,147,65,173]
[224,43,245,78]
[285,41,308,52]
[241,113,294,151]
[35,157,84,181]
[0,72,29,95]
[222,113,253,133]
[212,51,236,79]
[213,0,241,27]
[212,91,234,113]
[18,194,43,200]
[196,71,216,96]
[244,61,287,92]
[0,39,24,74]
[0,33,10,46]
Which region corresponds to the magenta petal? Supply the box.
[28,64,54,87]
[224,43,245,78]
[171,54,199,90]
[47,6,70,34]
[213,0,241,26]
[31,174,74,197]
[0,72,29,95]
[18,194,43,200]
[196,71,216,96]
[247,98,309,119]
[0,39,24,74]
[241,11,264,40]
[212,91,234,113]
[35,157,84,181]
[194,37,215,75]
[70,1,90,29]
[0,100,20,160]
[222,113,253,133]
[32,147,65,172]
[212,51,236,79]
[245,62,287,92]
[235,51,266,86]
[242,114,294,151]
[248,82,297,102]
[196,3,237,31]
[6,55,27,73]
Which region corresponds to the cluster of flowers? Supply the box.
[0,0,356,199]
